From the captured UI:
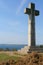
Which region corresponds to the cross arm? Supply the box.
[35,10,39,16]
[24,8,31,14]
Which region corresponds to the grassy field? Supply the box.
[0,53,21,62]
[0,52,43,61]
[0,52,43,65]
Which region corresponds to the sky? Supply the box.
[0,0,43,45]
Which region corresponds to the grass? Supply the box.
[0,53,20,62]
[0,52,43,65]
[0,52,43,62]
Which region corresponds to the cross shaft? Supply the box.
[24,3,40,46]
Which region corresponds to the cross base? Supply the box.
[18,46,43,54]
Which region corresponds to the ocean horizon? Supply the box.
[0,44,27,50]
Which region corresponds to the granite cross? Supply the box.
[24,3,39,46]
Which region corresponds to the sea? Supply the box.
[0,44,27,50]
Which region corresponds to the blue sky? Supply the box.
[0,0,43,45]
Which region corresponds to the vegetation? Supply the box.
[0,52,43,65]
[0,48,17,51]
[0,48,4,51]
[12,48,17,51]
[4,48,10,51]
[40,45,43,48]
[0,53,20,62]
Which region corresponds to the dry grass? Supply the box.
[0,51,43,65]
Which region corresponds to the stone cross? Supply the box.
[24,3,39,46]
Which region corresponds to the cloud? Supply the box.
[16,0,26,14]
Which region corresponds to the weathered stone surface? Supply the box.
[18,46,43,54]
[24,3,39,46]
[18,3,43,54]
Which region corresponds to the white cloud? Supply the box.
[16,0,26,14]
